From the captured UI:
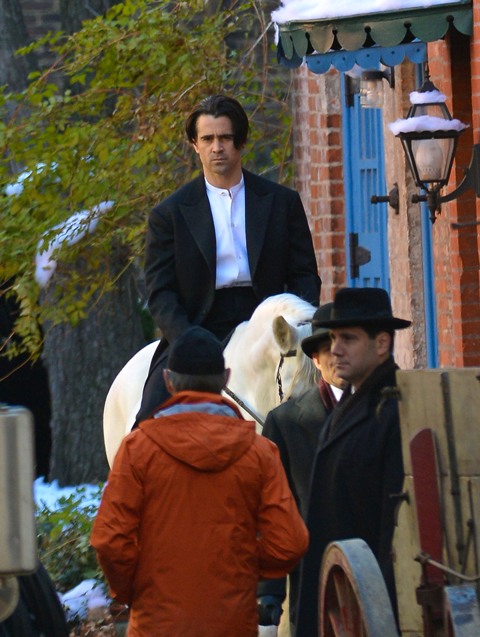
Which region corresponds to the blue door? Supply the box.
[341,69,438,365]
[341,74,390,290]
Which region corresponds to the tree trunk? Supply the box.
[12,0,145,486]
[43,255,146,485]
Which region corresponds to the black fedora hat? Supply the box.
[314,288,411,330]
[301,303,333,358]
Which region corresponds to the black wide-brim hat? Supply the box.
[301,303,333,358]
[314,288,411,330]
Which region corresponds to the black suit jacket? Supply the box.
[144,169,320,345]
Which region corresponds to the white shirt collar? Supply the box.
[205,175,244,196]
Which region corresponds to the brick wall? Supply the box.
[383,61,425,370]
[291,11,480,369]
[20,0,60,41]
[429,28,480,367]
[292,66,347,306]
[19,0,61,71]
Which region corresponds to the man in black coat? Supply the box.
[257,303,345,632]
[137,95,320,422]
[294,287,411,637]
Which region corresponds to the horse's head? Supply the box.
[272,315,316,403]
[224,293,317,426]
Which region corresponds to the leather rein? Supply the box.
[225,319,312,427]
[275,348,297,402]
[225,347,299,427]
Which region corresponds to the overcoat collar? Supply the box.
[294,387,328,433]
[318,358,399,452]
[176,170,274,280]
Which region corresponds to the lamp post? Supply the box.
[388,73,473,223]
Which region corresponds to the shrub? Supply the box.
[36,485,105,593]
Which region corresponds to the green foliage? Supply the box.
[0,0,293,357]
[36,485,105,592]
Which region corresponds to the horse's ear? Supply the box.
[272,315,295,350]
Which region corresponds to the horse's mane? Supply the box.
[246,293,316,326]
[227,293,315,360]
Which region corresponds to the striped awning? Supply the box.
[277,1,472,71]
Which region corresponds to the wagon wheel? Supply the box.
[319,539,398,637]
[0,562,68,636]
[0,577,19,623]
[444,584,480,637]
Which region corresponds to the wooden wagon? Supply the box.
[0,405,68,635]
[317,368,480,637]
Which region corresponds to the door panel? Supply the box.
[342,74,389,290]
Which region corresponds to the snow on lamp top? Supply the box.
[388,88,469,136]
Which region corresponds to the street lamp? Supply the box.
[360,68,395,109]
[388,73,477,223]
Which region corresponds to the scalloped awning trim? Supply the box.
[277,1,472,62]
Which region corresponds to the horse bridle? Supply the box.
[225,319,312,424]
[225,349,297,426]
[275,348,297,402]
[275,319,312,403]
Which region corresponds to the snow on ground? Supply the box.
[34,477,102,511]
[60,579,109,622]
[34,478,109,621]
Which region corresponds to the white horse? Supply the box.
[103,293,317,467]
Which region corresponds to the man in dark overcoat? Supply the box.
[294,287,411,637]
[136,95,320,422]
[257,303,345,631]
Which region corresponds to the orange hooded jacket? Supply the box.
[91,391,308,637]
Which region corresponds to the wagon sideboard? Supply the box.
[394,368,480,636]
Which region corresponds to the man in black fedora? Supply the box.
[294,287,411,637]
[257,303,346,632]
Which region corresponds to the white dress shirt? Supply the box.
[205,177,252,289]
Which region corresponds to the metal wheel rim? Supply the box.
[0,576,19,622]
[319,539,398,637]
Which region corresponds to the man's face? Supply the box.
[311,340,345,389]
[192,114,244,188]
[329,326,391,390]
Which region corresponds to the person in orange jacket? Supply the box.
[91,327,308,637]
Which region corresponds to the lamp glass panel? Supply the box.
[411,101,451,121]
[411,136,455,183]
[360,78,383,108]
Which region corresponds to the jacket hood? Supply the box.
[139,391,256,472]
